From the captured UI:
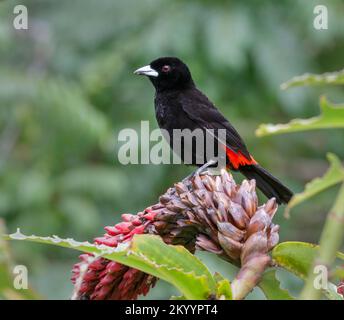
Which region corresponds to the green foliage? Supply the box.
[0,221,40,299]
[1,0,344,299]
[301,183,344,299]
[5,231,229,300]
[332,267,344,281]
[214,272,232,300]
[272,241,344,300]
[281,69,344,90]
[7,229,344,300]
[256,96,344,137]
[256,66,344,300]
[272,241,344,279]
[258,269,294,300]
[286,153,344,216]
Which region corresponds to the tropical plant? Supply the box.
[1,0,344,300]
[3,69,343,300]
[256,69,344,299]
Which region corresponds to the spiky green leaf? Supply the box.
[281,69,344,90]
[5,231,217,300]
[256,97,344,137]
[259,269,294,300]
[285,153,344,216]
[272,241,344,300]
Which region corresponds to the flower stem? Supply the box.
[300,182,344,300]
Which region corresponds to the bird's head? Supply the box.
[134,57,194,91]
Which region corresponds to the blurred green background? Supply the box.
[0,0,343,299]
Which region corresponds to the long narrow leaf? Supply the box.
[285,153,344,216]
[280,69,344,90]
[256,97,344,137]
[5,231,216,300]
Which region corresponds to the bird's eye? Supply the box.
[161,65,171,73]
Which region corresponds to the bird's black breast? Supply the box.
[154,91,197,132]
[154,90,210,166]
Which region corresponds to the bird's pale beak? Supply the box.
[134,65,159,77]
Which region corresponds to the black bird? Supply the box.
[134,57,293,204]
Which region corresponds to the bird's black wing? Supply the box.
[179,88,251,160]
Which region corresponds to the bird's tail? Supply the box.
[239,164,293,204]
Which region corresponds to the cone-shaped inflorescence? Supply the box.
[72,171,279,300]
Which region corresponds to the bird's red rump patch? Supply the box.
[224,146,257,169]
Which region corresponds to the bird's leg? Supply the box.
[182,159,218,182]
[195,159,218,176]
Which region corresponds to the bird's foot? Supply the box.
[182,159,218,183]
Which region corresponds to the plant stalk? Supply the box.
[300,182,344,300]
